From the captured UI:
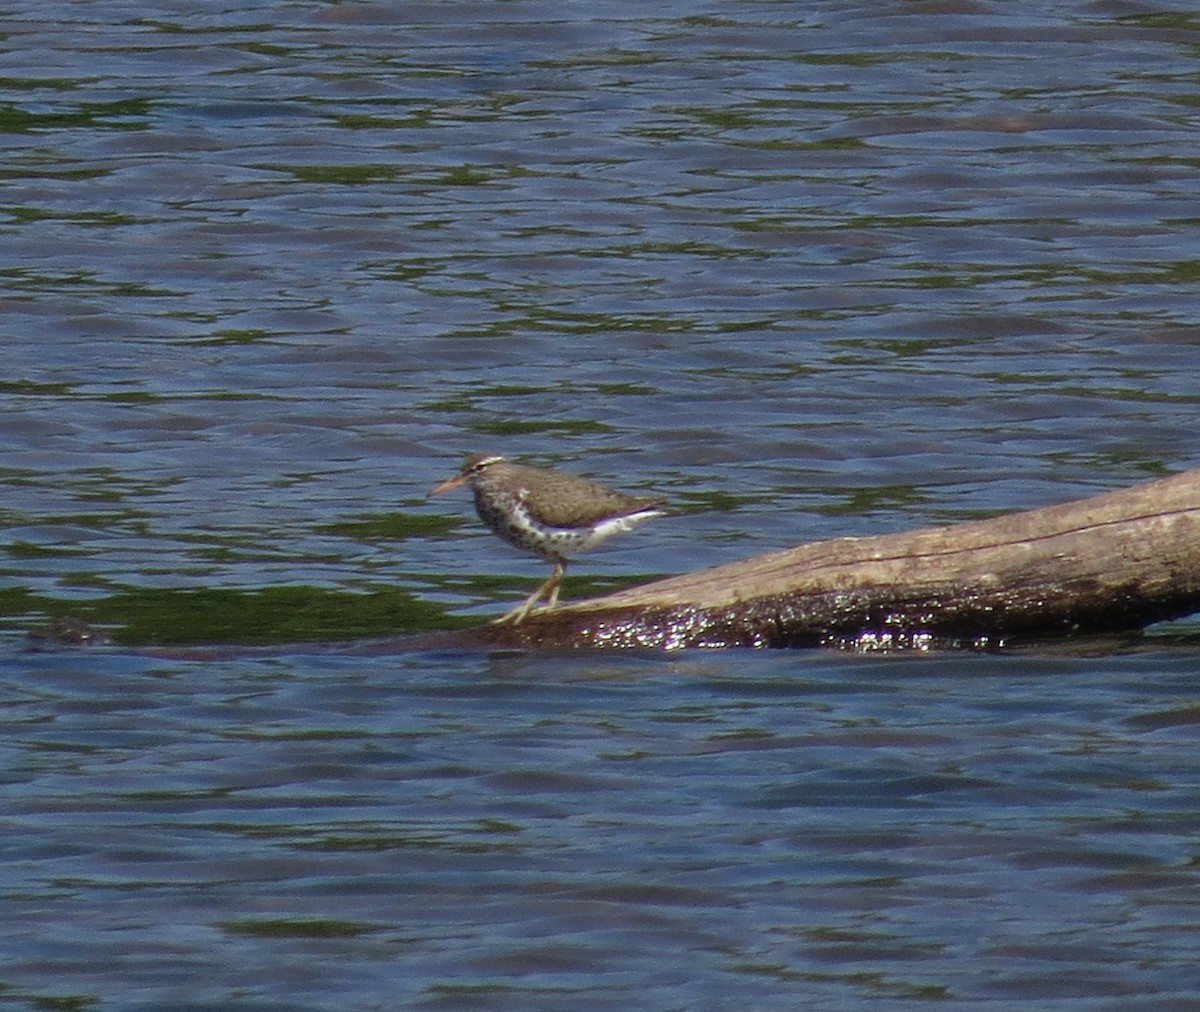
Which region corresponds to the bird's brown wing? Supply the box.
[515,466,665,529]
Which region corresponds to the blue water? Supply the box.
[5,645,1200,1009]
[3,0,1200,1007]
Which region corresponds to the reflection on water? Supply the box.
[3,0,1200,1006]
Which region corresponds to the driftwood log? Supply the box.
[448,467,1200,650]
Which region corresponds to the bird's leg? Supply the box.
[492,559,567,625]
[543,560,565,610]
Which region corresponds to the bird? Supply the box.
[428,453,667,624]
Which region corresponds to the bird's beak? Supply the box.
[428,473,466,497]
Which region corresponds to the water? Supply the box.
[3,0,1200,1007]
[5,647,1200,1009]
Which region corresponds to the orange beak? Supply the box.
[428,472,467,497]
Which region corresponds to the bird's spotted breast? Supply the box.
[471,486,641,561]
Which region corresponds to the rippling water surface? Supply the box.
[4,0,1200,1007]
[7,646,1200,1009]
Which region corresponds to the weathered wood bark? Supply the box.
[453,468,1200,650]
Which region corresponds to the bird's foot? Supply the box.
[491,606,526,626]
[492,564,565,625]
[491,600,557,626]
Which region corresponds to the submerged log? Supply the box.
[458,467,1200,650]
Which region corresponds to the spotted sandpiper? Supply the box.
[428,453,667,624]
